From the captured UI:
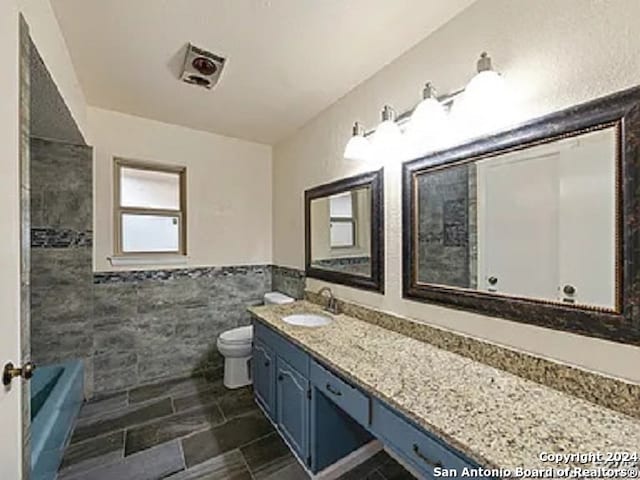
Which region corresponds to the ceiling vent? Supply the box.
[180,43,226,90]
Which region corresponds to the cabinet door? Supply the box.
[253,340,276,419]
[276,358,309,462]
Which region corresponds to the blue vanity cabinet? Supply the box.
[252,318,491,478]
[252,339,276,419]
[276,357,310,462]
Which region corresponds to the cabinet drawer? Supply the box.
[254,321,309,376]
[310,360,369,427]
[371,400,483,478]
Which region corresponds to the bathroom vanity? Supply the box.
[250,305,490,478]
[249,301,640,480]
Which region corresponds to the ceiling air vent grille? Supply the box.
[180,43,226,90]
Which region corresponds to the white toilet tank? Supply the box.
[263,291,295,305]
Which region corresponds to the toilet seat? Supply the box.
[218,325,253,345]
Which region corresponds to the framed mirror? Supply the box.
[306,169,384,292]
[403,87,640,345]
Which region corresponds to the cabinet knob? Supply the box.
[278,374,284,382]
[488,276,498,286]
[264,360,270,367]
[563,284,576,295]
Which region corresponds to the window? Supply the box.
[114,159,186,255]
[329,192,356,248]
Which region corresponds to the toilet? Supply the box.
[217,291,294,389]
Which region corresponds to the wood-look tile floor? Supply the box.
[58,375,416,480]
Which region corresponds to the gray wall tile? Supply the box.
[272,266,305,300]
[41,188,92,231]
[93,284,138,320]
[94,352,140,393]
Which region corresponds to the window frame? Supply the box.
[329,191,357,249]
[113,157,187,256]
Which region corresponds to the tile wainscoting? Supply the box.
[32,254,305,397]
[271,265,306,299]
[90,265,272,395]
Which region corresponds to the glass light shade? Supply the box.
[452,70,507,140]
[406,97,450,156]
[372,120,405,163]
[464,70,505,105]
[409,97,447,130]
[344,134,373,161]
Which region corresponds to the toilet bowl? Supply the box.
[217,326,253,389]
[217,291,294,389]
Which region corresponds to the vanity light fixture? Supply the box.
[343,122,373,161]
[344,52,504,162]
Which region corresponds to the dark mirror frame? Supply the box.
[306,169,385,293]
[402,86,640,346]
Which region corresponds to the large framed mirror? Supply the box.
[306,169,384,292]
[403,87,640,345]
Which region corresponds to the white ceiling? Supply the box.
[51,0,474,145]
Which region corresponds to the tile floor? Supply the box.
[57,374,416,479]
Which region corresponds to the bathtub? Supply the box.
[31,360,84,480]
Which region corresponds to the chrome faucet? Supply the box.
[317,287,340,314]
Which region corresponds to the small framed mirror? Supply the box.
[403,87,640,345]
[306,169,384,292]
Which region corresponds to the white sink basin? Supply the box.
[282,313,333,328]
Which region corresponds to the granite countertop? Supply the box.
[248,301,640,472]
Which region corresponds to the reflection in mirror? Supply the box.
[311,187,372,277]
[415,126,617,310]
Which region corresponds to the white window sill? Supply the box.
[108,255,188,267]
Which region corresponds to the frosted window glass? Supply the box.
[330,221,354,247]
[120,167,180,210]
[122,214,180,252]
[329,192,353,218]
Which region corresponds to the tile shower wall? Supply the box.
[30,137,94,389]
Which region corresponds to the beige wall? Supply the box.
[273,0,640,382]
[90,107,273,271]
[19,0,90,142]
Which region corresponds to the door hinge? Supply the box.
[307,455,312,466]
[307,388,311,400]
